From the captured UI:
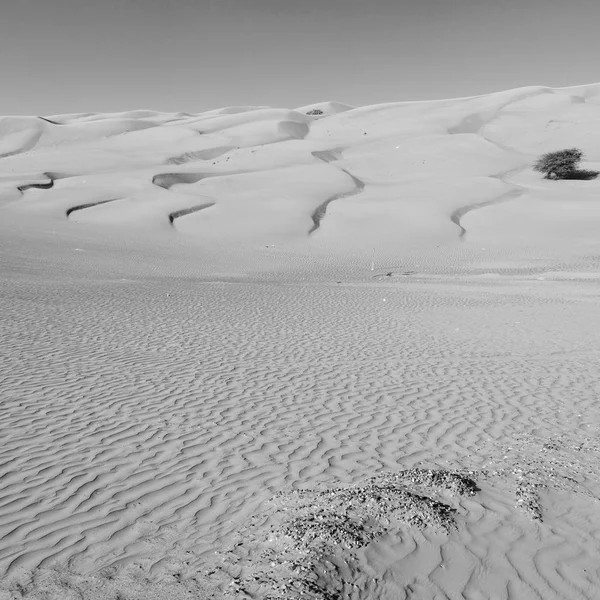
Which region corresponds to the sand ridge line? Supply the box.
[152,170,255,190]
[169,202,216,225]
[450,185,525,238]
[65,198,124,217]
[152,158,318,192]
[309,150,365,234]
[37,117,63,126]
[447,106,531,239]
[17,177,55,193]
[446,85,565,138]
[444,90,547,240]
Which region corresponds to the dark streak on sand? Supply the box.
[16,171,71,193]
[38,117,63,125]
[168,203,215,225]
[450,187,524,239]
[17,178,55,193]
[66,198,122,217]
[310,150,365,235]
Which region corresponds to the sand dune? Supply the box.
[0,117,44,158]
[2,84,600,599]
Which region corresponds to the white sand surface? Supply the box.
[1,84,600,599]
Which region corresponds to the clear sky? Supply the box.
[2,0,599,115]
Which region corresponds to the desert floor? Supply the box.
[2,85,600,599]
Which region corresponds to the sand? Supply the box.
[1,84,600,599]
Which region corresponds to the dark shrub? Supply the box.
[533,148,598,180]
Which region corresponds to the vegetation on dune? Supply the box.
[533,148,599,180]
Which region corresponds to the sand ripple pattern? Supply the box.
[2,278,600,597]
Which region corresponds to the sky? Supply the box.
[1,0,599,115]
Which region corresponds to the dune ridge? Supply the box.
[168,203,215,225]
[65,198,123,218]
[309,150,366,234]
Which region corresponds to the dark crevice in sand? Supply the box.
[66,198,122,217]
[168,202,215,225]
[38,116,63,125]
[17,178,55,193]
[450,187,524,238]
[310,150,365,235]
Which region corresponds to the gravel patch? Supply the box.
[218,468,479,599]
